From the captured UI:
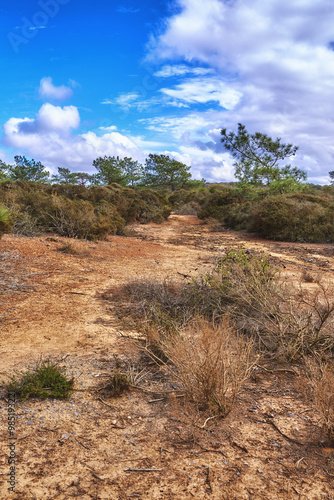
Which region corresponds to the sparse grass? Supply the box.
[4,358,74,400]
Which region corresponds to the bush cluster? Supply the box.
[0,181,171,239]
[197,185,334,242]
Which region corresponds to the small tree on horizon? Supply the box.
[51,167,79,185]
[93,156,128,186]
[6,156,50,183]
[221,123,306,185]
[143,154,192,191]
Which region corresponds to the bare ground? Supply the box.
[1,214,334,499]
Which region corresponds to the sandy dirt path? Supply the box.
[1,215,334,499]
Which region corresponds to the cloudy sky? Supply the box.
[1,0,334,184]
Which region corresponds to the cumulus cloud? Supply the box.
[3,104,144,173]
[146,0,334,183]
[39,77,73,101]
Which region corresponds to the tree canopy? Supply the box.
[143,154,192,191]
[2,156,50,183]
[51,167,78,185]
[221,123,306,186]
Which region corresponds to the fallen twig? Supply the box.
[125,468,161,472]
[230,438,248,453]
[97,397,114,408]
[201,415,220,428]
[75,438,90,450]
[265,420,305,446]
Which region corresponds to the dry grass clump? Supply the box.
[164,317,255,415]
[306,361,334,444]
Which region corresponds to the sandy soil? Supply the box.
[1,214,334,499]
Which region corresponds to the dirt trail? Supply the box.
[1,215,334,499]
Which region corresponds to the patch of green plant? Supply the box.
[0,206,12,238]
[4,358,74,400]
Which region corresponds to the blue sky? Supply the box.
[1,0,334,183]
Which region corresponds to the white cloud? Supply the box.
[160,78,241,109]
[39,77,73,101]
[102,92,141,110]
[99,125,118,131]
[146,0,334,183]
[154,64,214,77]
[3,104,144,174]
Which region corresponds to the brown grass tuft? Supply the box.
[163,317,256,415]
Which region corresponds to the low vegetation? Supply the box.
[164,317,255,415]
[3,358,74,400]
[0,205,11,239]
[0,181,171,239]
[104,249,334,420]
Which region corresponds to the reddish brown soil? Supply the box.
[1,215,334,499]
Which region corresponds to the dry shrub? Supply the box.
[174,201,201,215]
[122,277,195,334]
[164,317,255,415]
[109,250,334,363]
[307,361,334,443]
[191,250,334,361]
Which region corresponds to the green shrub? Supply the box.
[4,358,74,400]
[251,194,334,242]
[0,206,12,238]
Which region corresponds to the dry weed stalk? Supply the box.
[164,317,256,415]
